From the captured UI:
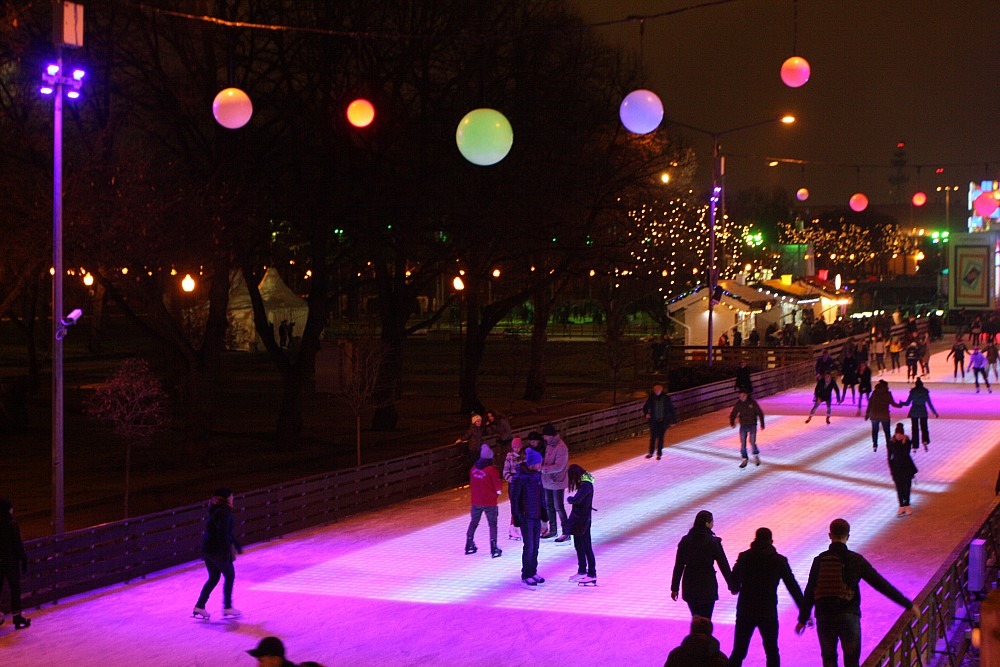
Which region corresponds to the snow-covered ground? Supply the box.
[2,350,998,666]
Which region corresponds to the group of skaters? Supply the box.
[463,423,597,588]
[665,513,920,667]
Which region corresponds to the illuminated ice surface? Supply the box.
[3,350,1000,666]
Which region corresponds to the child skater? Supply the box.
[566,464,596,586]
[0,499,30,629]
[503,436,525,541]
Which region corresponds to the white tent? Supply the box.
[256,267,309,345]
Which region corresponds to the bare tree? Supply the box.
[338,336,388,467]
[84,359,169,518]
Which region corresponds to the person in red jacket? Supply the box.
[465,444,503,558]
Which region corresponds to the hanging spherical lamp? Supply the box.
[796,188,810,201]
[212,87,253,129]
[974,191,999,217]
[455,108,513,166]
[346,98,375,128]
[911,191,927,207]
[849,193,869,212]
[619,89,664,135]
[780,56,811,88]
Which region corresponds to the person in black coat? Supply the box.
[887,424,919,517]
[664,615,730,667]
[566,464,596,584]
[510,449,548,587]
[0,498,30,629]
[192,487,243,620]
[642,383,677,460]
[728,527,804,667]
[734,360,753,395]
[671,510,733,619]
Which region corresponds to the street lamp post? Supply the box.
[667,115,795,364]
[936,185,961,233]
[453,276,465,384]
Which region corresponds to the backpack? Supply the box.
[813,552,855,601]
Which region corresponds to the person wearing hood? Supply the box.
[192,487,243,621]
[465,444,503,558]
[510,448,548,588]
[664,615,730,667]
[0,498,30,629]
[539,423,570,541]
[728,527,804,667]
[671,510,733,620]
[565,464,596,585]
[897,378,938,451]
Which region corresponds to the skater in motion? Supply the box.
[642,382,677,460]
[856,361,873,416]
[728,527,804,667]
[465,444,503,558]
[503,435,525,541]
[510,448,548,588]
[796,518,920,667]
[192,487,243,620]
[806,371,842,424]
[945,334,968,380]
[840,353,859,406]
[903,341,920,383]
[887,424,919,517]
[864,380,899,452]
[671,510,732,620]
[0,498,30,629]
[565,464,596,586]
[729,389,765,468]
[897,378,938,451]
[664,616,729,667]
[968,346,993,393]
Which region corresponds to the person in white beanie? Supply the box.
[465,444,503,558]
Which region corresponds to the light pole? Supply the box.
[936,185,961,233]
[453,276,465,383]
[40,24,85,534]
[667,115,795,364]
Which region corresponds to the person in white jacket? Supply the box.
[539,424,570,541]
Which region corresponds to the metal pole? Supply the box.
[52,51,65,535]
[706,138,720,366]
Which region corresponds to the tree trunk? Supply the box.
[371,326,404,431]
[524,289,552,401]
[356,412,362,467]
[276,367,305,451]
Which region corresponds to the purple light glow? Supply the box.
[40,86,54,95]
[46,63,60,76]
[72,69,86,81]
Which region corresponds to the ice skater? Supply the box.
[968,346,993,393]
[946,334,968,381]
[856,361,873,416]
[865,380,900,452]
[642,382,677,460]
[887,424,918,517]
[898,378,938,451]
[904,341,920,382]
[539,424,570,541]
[565,464,596,586]
[806,371,842,424]
[671,510,732,620]
[502,436,525,541]
[510,448,548,588]
[729,389,765,468]
[465,444,503,558]
[454,413,485,466]
[0,499,30,629]
[840,353,859,405]
[192,487,243,620]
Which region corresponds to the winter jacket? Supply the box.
[565,474,594,536]
[815,353,836,377]
[899,386,937,418]
[510,467,547,522]
[730,541,803,619]
[905,344,920,364]
[865,384,898,421]
[813,377,841,403]
[729,398,764,429]
[663,632,730,667]
[671,526,732,602]
[643,392,677,424]
[799,541,912,621]
[969,350,989,370]
[734,366,753,393]
[469,459,503,506]
[202,500,241,561]
[502,450,523,483]
[841,356,859,385]
[887,435,918,476]
[0,511,27,568]
[540,435,569,490]
[858,366,872,393]
[946,341,968,361]
[484,415,512,444]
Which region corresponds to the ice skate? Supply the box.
[223,607,242,618]
[192,607,211,620]
[904,506,913,515]
[577,575,597,586]
[753,454,760,466]
[896,507,906,517]
[464,539,477,555]
[12,614,30,630]
[739,458,748,469]
[531,575,545,584]
[554,534,572,543]
[804,415,812,424]
[490,540,502,559]
[568,572,587,582]
[826,415,831,424]
[522,577,537,588]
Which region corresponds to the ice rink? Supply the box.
[3,350,1000,666]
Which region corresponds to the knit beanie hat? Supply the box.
[525,448,543,466]
[480,444,494,460]
[542,423,557,436]
[510,436,523,451]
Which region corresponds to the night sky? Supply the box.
[570,0,1000,207]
